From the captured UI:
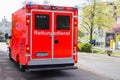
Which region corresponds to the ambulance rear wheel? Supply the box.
[8,48,12,60]
[19,65,26,72]
[18,57,26,72]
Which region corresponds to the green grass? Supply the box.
[92,48,120,57]
[112,53,120,57]
[92,48,105,54]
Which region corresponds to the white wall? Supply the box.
[0,42,7,52]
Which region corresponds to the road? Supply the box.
[78,52,120,80]
[0,42,113,80]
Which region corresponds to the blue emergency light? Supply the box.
[74,5,78,9]
[28,2,32,6]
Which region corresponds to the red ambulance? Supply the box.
[8,3,78,71]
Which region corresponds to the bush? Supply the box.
[116,35,120,42]
[78,42,92,52]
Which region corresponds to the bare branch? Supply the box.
[82,25,90,33]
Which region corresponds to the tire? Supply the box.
[18,57,26,72]
[19,64,26,72]
[8,48,12,60]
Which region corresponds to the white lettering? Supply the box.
[34,31,70,36]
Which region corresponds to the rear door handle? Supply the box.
[54,40,59,44]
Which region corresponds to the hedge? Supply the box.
[78,42,92,52]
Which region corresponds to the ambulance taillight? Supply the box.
[73,45,78,63]
[26,17,30,25]
[26,45,30,53]
[73,8,78,63]
[74,20,78,26]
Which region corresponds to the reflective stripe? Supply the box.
[26,26,28,44]
[52,11,54,59]
[26,13,31,16]
[25,53,31,57]
[30,11,32,59]
[72,13,74,58]
[73,53,77,55]
[73,16,78,18]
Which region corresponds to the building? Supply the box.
[0,16,11,40]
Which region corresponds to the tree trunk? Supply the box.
[90,27,93,44]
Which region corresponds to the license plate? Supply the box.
[36,52,48,57]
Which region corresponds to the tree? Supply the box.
[78,28,84,37]
[81,0,115,43]
[81,0,97,43]
[111,22,120,35]
[0,31,3,35]
[116,35,120,42]
[0,31,3,41]
[112,0,120,18]
[110,0,120,35]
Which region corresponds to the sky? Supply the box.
[0,0,82,22]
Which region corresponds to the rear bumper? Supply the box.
[28,58,74,65]
[27,64,77,71]
[26,58,77,71]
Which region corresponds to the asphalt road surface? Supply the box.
[79,52,120,80]
[0,42,113,80]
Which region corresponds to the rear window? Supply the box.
[35,14,49,30]
[56,15,70,30]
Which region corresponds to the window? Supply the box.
[35,14,49,30]
[56,15,70,30]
